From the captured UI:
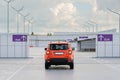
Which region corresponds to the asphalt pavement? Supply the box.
[0,47,120,80]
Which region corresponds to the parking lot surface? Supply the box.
[0,48,120,80]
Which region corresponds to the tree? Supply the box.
[74,38,78,41]
[47,33,52,36]
[31,32,34,35]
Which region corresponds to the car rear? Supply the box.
[45,42,74,69]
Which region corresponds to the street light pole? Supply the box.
[23,13,29,33]
[11,6,24,33]
[89,20,98,32]
[119,15,120,32]
[4,0,14,33]
[28,18,33,34]
[17,12,30,34]
[87,22,94,32]
[83,24,90,32]
[86,26,90,32]
[107,8,120,32]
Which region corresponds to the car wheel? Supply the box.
[69,62,74,69]
[45,62,50,69]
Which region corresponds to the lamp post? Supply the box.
[89,20,98,32]
[28,18,33,34]
[4,0,15,33]
[83,24,90,32]
[87,22,95,32]
[16,12,30,33]
[11,6,24,33]
[107,8,120,32]
[23,13,29,33]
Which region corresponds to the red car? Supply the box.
[44,41,74,69]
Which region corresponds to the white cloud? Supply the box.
[0,0,120,33]
[48,2,82,32]
[86,0,120,32]
[50,3,76,16]
[50,3,77,19]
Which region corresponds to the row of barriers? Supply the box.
[96,33,120,57]
[0,33,28,58]
[0,33,120,58]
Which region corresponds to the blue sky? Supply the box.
[0,0,120,34]
[74,2,92,17]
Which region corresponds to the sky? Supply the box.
[0,0,120,34]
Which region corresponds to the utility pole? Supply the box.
[107,8,120,32]
[4,0,14,33]
[11,6,24,33]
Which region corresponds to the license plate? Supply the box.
[55,52,64,55]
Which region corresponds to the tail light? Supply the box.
[68,50,72,54]
[46,51,50,55]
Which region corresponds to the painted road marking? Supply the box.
[6,60,31,80]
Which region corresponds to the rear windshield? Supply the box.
[50,44,68,50]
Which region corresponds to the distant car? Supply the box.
[44,41,74,69]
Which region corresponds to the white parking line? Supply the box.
[6,65,25,80]
[6,61,31,80]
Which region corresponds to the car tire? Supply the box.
[69,62,74,69]
[45,62,50,69]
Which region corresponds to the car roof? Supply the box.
[49,41,69,44]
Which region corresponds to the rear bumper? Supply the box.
[46,58,73,65]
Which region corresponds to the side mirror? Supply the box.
[44,48,47,50]
[72,47,75,51]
